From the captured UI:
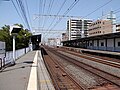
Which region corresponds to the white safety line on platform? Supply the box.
[27,51,38,90]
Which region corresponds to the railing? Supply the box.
[0,47,30,69]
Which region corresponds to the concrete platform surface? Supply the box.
[0,50,55,90]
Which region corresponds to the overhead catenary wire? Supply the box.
[45,0,114,40]
[14,0,31,30]
[16,0,29,28]
[42,0,55,30]
[44,0,80,38]
[45,0,67,31]
[47,0,55,15]
[24,0,32,30]
[82,0,113,18]
[41,0,46,28]
[114,10,120,14]
[18,0,31,30]
[38,0,43,29]
[114,7,120,13]
[37,0,56,35]
[52,0,112,31]
[11,0,26,27]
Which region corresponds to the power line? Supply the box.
[47,0,54,14]
[82,0,113,18]
[48,0,113,36]
[14,0,31,30]
[24,0,32,30]
[41,0,46,28]
[45,0,113,40]
[114,10,120,14]
[19,0,31,30]
[114,7,120,12]
[45,0,67,30]
[42,0,55,29]
[38,0,42,29]
[44,0,80,38]
[11,0,26,26]
[35,14,81,19]
[50,0,80,29]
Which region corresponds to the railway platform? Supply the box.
[63,46,120,58]
[0,50,55,90]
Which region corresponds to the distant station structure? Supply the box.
[30,34,41,50]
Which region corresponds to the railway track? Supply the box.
[41,47,85,90]
[44,46,120,89]
[59,47,120,69]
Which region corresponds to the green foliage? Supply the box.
[0,24,32,51]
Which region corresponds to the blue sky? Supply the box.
[0,0,120,40]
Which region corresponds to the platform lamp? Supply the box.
[10,25,21,65]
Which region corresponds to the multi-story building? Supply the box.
[67,19,92,40]
[48,38,61,46]
[88,11,116,37]
[88,20,113,37]
[62,33,68,41]
[116,24,120,32]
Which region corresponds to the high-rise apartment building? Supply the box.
[67,19,92,40]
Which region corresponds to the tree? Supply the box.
[0,25,12,51]
[0,24,32,51]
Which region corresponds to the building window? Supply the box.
[101,42,104,46]
[118,42,120,46]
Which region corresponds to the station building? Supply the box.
[62,32,120,52]
[31,34,41,50]
[63,21,120,52]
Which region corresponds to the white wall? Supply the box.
[5,47,30,64]
[115,38,120,47]
[107,39,114,47]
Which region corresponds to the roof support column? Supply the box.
[92,40,94,49]
[105,39,107,50]
[113,37,115,51]
[97,39,99,50]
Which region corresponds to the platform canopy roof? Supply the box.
[62,32,120,43]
